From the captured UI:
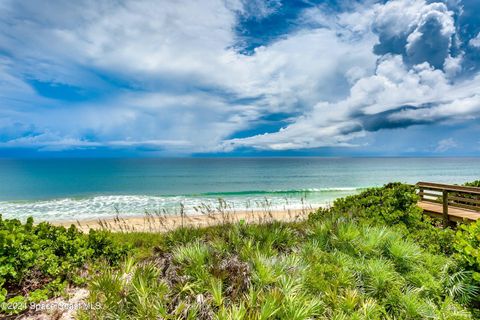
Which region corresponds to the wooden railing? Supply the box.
[416,182,480,221]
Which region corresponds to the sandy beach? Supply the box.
[52,208,317,233]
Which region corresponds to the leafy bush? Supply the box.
[0,215,128,314]
[455,221,480,278]
[453,220,480,307]
[464,181,480,188]
[327,182,424,228]
[310,182,456,253]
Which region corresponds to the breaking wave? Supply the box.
[0,187,362,222]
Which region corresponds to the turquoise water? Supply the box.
[0,158,478,221]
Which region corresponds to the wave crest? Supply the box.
[0,187,360,222]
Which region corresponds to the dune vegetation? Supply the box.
[2,182,480,319]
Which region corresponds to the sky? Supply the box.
[1,0,480,157]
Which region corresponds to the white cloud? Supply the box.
[371,0,456,68]
[0,0,479,153]
[0,0,378,153]
[227,51,480,150]
[223,1,480,151]
[0,131,101,151]
[406,18,453,67]
[435,138,457,152]
[226,56,420,149]
[372,0,425,38]
[470,33,480,48]
[237,0,282,20]
[390,92,480,122]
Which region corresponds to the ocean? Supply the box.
[0,157,478,221]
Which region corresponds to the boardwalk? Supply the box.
[417,182,480,222]
[417,200,480,222]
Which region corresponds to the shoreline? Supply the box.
[0,195,338,225]
[51,207,319,233]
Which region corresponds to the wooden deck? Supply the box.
[416,182,480,223]
[418,200,480,222]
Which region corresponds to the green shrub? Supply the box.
[0,215,128,315]
[454,221,480,277]
[464,181,480,188]
[453,220,480,308]
[310,182,455,253]
[328,183,424,227]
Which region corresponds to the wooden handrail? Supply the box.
[416,181,480,223]
[416,182,480,195]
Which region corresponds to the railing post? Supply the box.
[419,187,423,200]
[442,190,449,223]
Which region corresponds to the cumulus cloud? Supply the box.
[225,0,480,151]
[372,0,456,69]
[227,51,480,150]
[470,33,480,48]
[0,0,479,154]
[407,3,455,68]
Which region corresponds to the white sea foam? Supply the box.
[0,188,360,222]
[0,195,311,222]
[299,187,360,192]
